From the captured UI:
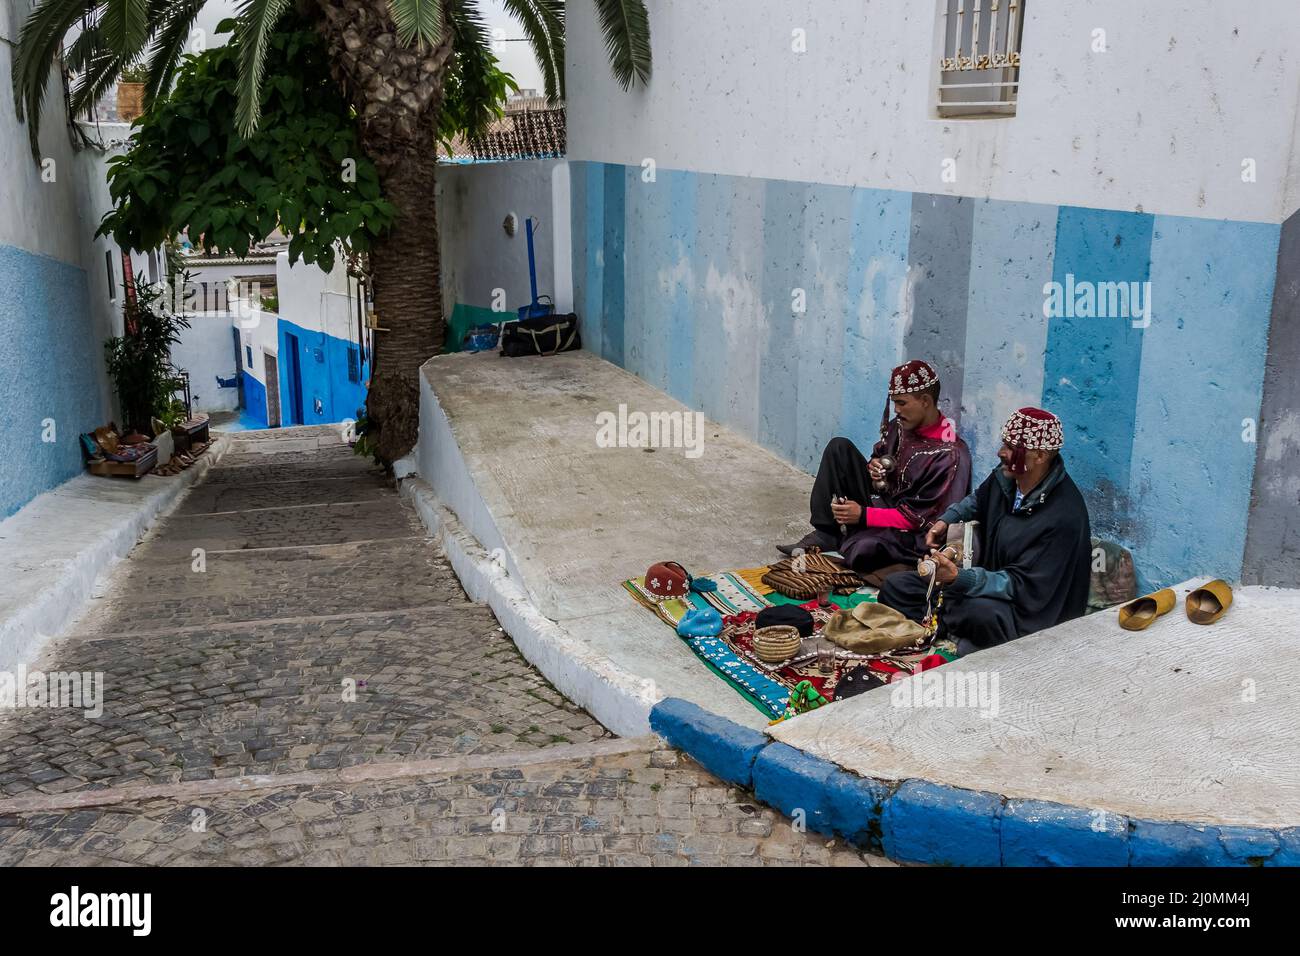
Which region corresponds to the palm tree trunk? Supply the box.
[312,0,454,462]
[366,149,441,463]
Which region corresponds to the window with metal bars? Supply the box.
[347,345,361,384]
[937,0,1024,117]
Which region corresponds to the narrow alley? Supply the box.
[0,428,877,866]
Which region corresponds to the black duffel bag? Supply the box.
[499,313,581,357]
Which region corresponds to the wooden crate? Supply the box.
[87,447,157,478]
[171,417,210,454]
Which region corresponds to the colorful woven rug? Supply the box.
[621,565,953,721]
[622,570,770,627]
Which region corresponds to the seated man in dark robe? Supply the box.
[779,360,972,577]
[878,407,1092,654]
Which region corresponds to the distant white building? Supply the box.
[228,251,370,428]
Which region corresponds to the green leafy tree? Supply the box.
[13,0,652,463]
[99,20,395,272]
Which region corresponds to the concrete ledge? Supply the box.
[401,475,656,738]
[650,696,1299,866]
[0,436,228,673]
[412,352,807,731]
[407,351,1298,866]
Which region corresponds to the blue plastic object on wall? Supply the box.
[517,216,555,321]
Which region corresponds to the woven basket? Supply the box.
[753,625,802,663]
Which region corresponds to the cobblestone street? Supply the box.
[0,428,883,866]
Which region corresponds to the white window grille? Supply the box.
[937,0,1024,117]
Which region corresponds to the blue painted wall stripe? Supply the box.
[961,198,1057,475]
[0,244,106,518]
[711,174,767,439]
[1043,207,1154,541]
[600,163,626,366]
[758,178,811,463]
[571,162,1283,589]
[793,184,852,473]
[906,194,975,425]
[666,169,699,404]
[1128,215,1280,590]
[580,161,607,359]
[622,164,666,390]
[839,187,912,452]
[689,171,738,428]
[568,161,590,352]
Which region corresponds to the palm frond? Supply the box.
[70,45,128,121]
[143,0,207,105]
[64,22,105,76]
[11,0,101,156]
[592,0,650,89]
[232,0,292,136]
[445,0,504,139]
[501,0,564,102]
[388,0,444,48]
[99,0,150,55]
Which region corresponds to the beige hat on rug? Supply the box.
[823,601,929,654]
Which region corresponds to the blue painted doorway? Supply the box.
[284,332,305,425]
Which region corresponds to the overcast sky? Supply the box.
[195,1,545,91]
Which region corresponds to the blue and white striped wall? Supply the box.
[0,245,108,519]
[569,161,1282,592]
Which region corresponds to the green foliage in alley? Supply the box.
[98,21,393,272]
[104,283,192,434]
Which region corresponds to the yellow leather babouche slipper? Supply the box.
[1117,588,1176,631]
[1186,579,1233,625]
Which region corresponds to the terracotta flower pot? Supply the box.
[116,82,145,122]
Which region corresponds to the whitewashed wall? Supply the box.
[437,159,571,315]
[171,313,241,413]
[233,304,280,387]
[275,250,352,337]
[566,0,1300,224]
[72,125,151,352]
[0,1,87,264]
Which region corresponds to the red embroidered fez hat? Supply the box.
[1001,407,1064,474]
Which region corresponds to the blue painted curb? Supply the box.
[1002,799,1128,867]
[885,779,1002,866]
[649,697,1298,867]
[648,697,767,788]
[752,742,889,850]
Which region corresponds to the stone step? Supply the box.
[0,607,603,797]
[175,476,395,516]
[202,459,380,485]
[77,545,465,633]
[142,499,422,555]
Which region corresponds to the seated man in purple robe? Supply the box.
[778,360,972,576]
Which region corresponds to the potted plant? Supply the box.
[116,65,149,122]
[104,283,191,437]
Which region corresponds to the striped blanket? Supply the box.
[623,569,795,717]
[623,568,887,720]
[623,564,957,721]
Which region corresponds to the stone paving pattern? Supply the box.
[0,748,889,866]
[0,428,883,866]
